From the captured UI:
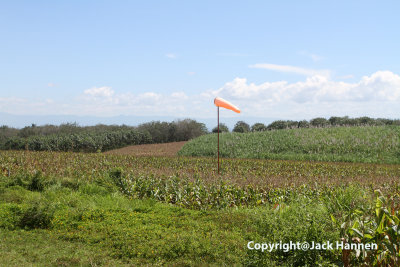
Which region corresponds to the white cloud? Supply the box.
[136,92,162,103]
[1,71,399,120]
[74,88,192,116]
[204,78,287,100]
[210,71,400,104]
[201,71,400,119]
[355,71,400,101]
[84,86,114,97]
[187,72,195,76]
[249,63,330,77]
[47,83,56,87]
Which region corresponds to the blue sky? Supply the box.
[0,1,399,123]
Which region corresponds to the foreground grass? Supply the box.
[1,151,400,265]
[0,178,330,266]
[179,126,400,164]
[0,181,247,265]
[1,170,397,266]
[0,182,341,266]
[0,230,126,266]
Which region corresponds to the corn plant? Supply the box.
[349,190,400,266]
[333,190,400,266]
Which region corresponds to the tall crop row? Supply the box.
[178,125,400,164]
[1,129,152,152]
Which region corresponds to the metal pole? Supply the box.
[217,106,220,174]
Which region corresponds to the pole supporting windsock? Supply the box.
[217,106,220,174]
[214,97,240,174]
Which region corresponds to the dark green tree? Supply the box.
[212,123,229,133]
[174,119,208,141]
[298,120,310,128]
[233,121,250,133]
[267,120,288,130]
[251,123,267,132]
[310,117,328,127]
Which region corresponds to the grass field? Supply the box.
[1,149,400,266]
[179,126,400,164]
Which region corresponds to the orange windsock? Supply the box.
[214,97,240,113]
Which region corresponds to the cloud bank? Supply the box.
[1,71,399,120]
[208,71,400,103]
[203,70,400,118]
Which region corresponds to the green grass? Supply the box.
[0,181,245,265]
[1,170,384,266]
[178,126,400,164]
[0,229,127,266]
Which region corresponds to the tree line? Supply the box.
[213,116,400,133]
[0,116,398,152]
[0,119,208,152]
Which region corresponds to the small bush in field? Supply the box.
[19,201,54,229]
[28,171,45,191]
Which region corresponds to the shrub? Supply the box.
[173,119,208,141]
[0,203,25,229]
[108,168,128,193]
[19,201,54,229]
[233,121,250,133]
[310,117,329,127]
[251,123,267,132]
[267,120,288,130]
[137,119,208,143]
[212,123,229,133]
[298,120,310,128]
[28,171,46,191]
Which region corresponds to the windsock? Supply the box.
[214,97,241,113]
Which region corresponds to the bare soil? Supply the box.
[104,141,187,157]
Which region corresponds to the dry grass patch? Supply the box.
[105,141,187,157]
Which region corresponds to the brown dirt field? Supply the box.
[104,141,187,157]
